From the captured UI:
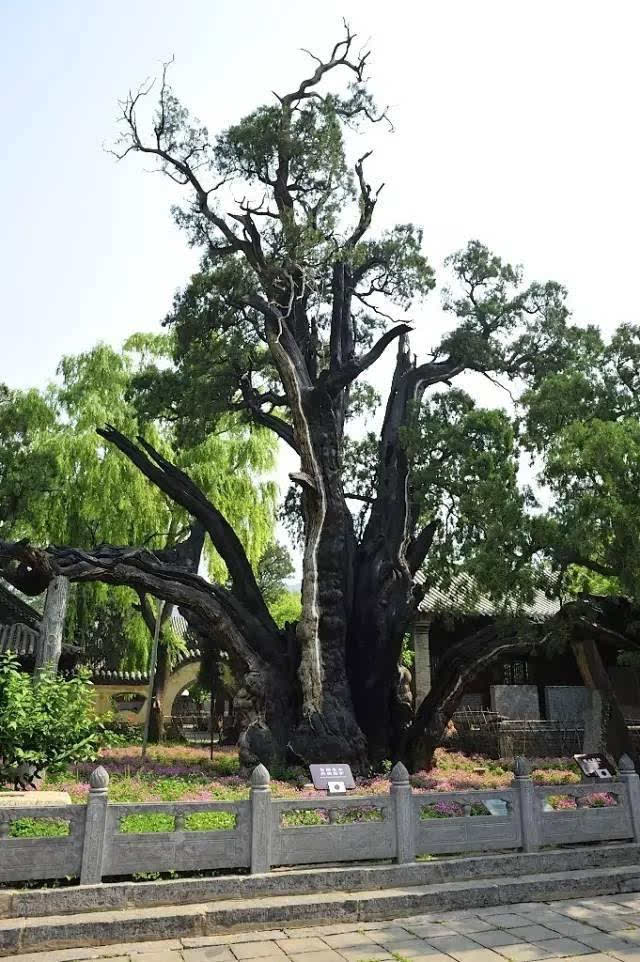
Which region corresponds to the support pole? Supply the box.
[141,600,164,759]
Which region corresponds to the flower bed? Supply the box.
[545,791,617,810]
[34,745,583,808]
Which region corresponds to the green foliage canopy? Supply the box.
[0,337,278,669]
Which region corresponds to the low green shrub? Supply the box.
[282,805,384,827]
[184,811,236,831]
[0,653,112,789]
[9,817,70,838]
[120,813,175,833]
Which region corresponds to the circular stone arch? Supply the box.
[164,659,201,722]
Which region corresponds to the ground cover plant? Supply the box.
[1,744,586,834]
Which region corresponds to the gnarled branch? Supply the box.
[96,425,276,632]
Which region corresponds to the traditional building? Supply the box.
[0,585,209,727]
[411,573,625,720]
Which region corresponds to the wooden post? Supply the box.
[391,761,415,864]
[250,764,271,874]
[571,638,635,765]
[35,575,69,672]
[141,600,164,758]
[80,766,109,885]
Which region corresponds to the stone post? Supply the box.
[619,754,640,843]
[582,690,603,753]
[514,756,540,852]
[80,766,109,885]
[391,761,415,864]
[250,763,272,875]
[413,617,432,706]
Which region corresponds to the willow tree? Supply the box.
[0,27,600,768]
[0,337,277,739]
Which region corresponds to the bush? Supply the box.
[101,717,143,744]
[0,652,112,789]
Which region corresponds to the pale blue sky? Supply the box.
[3,0,640,395]
[3,0,639,572]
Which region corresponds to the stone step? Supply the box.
[4,842,640,920]
[3,861,640,957]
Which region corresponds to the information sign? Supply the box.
[574,753,614,780]
[309,764,355,790]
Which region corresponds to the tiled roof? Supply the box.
[0,583,43,658]
[415,571,560,622]
[90,613,201,685]
[0,622,41,657]
[0,582,41,630]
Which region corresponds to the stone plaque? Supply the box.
[545,685,589,721]
[309,764,355,790]
[490,684,540,720]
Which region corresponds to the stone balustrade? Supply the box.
[1,756,639,887]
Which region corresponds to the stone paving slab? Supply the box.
[492,942,557,961]
[12,893,640,962]
[182,949,235,962]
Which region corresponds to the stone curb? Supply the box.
[4,843,640,920]
[3,862,640,957]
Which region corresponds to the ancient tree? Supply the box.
[0,27,619,769]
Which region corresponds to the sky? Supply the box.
[2,0,640,564]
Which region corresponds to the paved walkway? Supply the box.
[12,894,640,962]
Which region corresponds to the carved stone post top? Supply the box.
[250,763,271,789]
[513,756,531,778]
[89,766,109,791]
[619,754,637,774]
[390,761,410,785]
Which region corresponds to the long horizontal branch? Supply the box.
[0,539,285,669]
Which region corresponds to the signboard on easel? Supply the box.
[574,753,615,780]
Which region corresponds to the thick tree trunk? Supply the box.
[349,554,414,764]
[234,662,299,770]
[571,638,635,767]
[35,575,69,672]
[347,338,431,764]
[271,371,367,767]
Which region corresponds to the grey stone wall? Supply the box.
[490,684,540,719]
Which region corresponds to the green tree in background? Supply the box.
[0,336,277,739]
[256,540,301,628]
[522,323,640,599]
